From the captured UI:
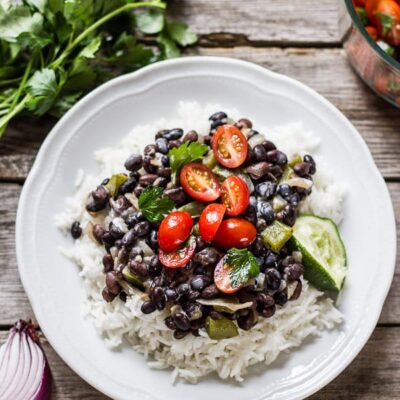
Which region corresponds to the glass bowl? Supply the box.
[339,0,400,108]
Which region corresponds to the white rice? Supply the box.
[56,102,344,383]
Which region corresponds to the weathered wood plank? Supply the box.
[0,327,398,399]
[168,0,340,45]
[1,181,399,325]
[1,48,399,181]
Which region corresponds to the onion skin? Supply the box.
[0,320,51,400]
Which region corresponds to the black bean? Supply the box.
[237,311,256,330]
[183,130,198,142]
[194,247,223,268]
[124,154,143,171]
[157,167,172,179]
[101,232,115,246]
[154,177,168,188]
[289,279,302,300]
[265,268,281,290]
[274,290,288,306]
[133,185,145,197]
[259,202,275,225]
[109,222,124,239]
[249,195,257,208]
[303,154,316,174]
[151,287,167,310]
[176,283,190,297]
[92,185,109,204]
[139,174,158,187]
[256,218,267,232]
[253,144,267,162]
[243,208,257,226]
[201,284,219,299]
[210,310,223,320]
[101,178,109,185]
[115,239,124,249]
[287,193,300,206]
[129,260,148,278]
[164,187,187,206]
[276,205,296,227]
[262,140,277,152]
[102,254,114,272]
[155,138,169,154]
[250,235,264,256]
[126,211,145,229]
[129,246,144,260]
[247,129,259,139]
[165,316,176,330]
[168,139,182,149]
[277,183,292,198]
[294,162,312,177]
[210,119,225,130]
[105,272,121,295]
[260,305,276,318]
[110,196,131,214]
[237,290,257,306]
[70,221,82,239]
[161,155,170,167]
[141,300,156,314]
[144,144,156,157]
[173,312,191,331]
[187,290,200,301]
[264,251,279,269]
[203,136,212,145]
[164,128,183,141]
[119,291,127,302]
[284,263,304,281]
[87,191,108,212]
[133,221,150,237]
[155,129,169,139]
[164,288,178,301]
[256,293,275,308]
[282,256,296,268]
[244,147,254,164]
[268,165,283,180]
[190,275,208,291]
[235,118,252,129]
[121,229,136,248]
[119,177,137,194]
[174,330,189,339]
[148,255,162,277]
[245,162,270,180]
[266,150,287,165]
[255,181,277,198]
[143,155,157,173]
[209,111,227,121]
[186,303,203,320]
[195,236,208,251]
[102,287,117,302]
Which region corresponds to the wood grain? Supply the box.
[1,181,399,325]
[1,48,399,181]
[168,0,340,45]
[0,327,398,399]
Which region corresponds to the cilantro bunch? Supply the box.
[0,0,197,137]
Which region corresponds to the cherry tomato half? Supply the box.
[221,176,250,216]
[365,25,379,40]
[199,203,226,242]
[212,125,248,168]
[214,257,243,294]
[180,163,221,202]
[159,236,196,268]
[158,211,193,252]
[213,218,257,249]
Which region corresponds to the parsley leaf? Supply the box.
[356,7,368,26]
[378,12,394,36]
[169,141,209,179]
[226,248,260,288]
[135,9,165,34]
[167,22,198,46]
[138,186,175,223]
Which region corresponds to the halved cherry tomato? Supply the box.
[199,203,226,242]
[212,125,248,168]
[214,257,243,294]
[159,236,196,268]
[365,25,379,40]
[221,176,250,216]
[180,163,220,202]
[158,211,193,252]
[213,218,257,249]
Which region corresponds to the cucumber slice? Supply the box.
[261,220,293,252]
[289,215,347,291]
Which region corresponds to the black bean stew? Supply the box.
[71,112,316,340]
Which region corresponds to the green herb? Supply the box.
[226,248,260,288]
[378,12,394,36]
[138,186,175,223]
[387,77,400,94]
[169,141,209,181]
[356,7,368,26]
[377,40,396,57]
[0,1,197,137]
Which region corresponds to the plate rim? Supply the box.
[15,56,397,400]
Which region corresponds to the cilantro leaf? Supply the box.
[50,91,82,117]
[138,186,175,223]
[169,141,209,177]
[17,31,52,52]
[135,9,165,34]
[167,22,197,46]
[157,31,180,59]
[378,12,394,36]
[226,248,260,288]
[356,7,368,26]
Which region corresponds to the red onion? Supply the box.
[0,320,51,400]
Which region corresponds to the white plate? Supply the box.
[16,57,396,400]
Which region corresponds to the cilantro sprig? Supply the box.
[138,186,175,223]
[377,12,395,36]
[169,141,208,182]
[226,248,260,288]
[0,1,197,137]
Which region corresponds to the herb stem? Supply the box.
[10,58,33,111]
[0,94,30,138]
[51,1,166,70]
[0,77,22,88]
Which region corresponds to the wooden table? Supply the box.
[1,1,399,398]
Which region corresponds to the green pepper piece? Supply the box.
[104,174,128,197]
[202,151,218,169]
[205,316,239,340]
[178,201,205,218]
[261,220,293,252]
[122,267,144,290]
[288,154,303,168]
[280,166,295,183]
